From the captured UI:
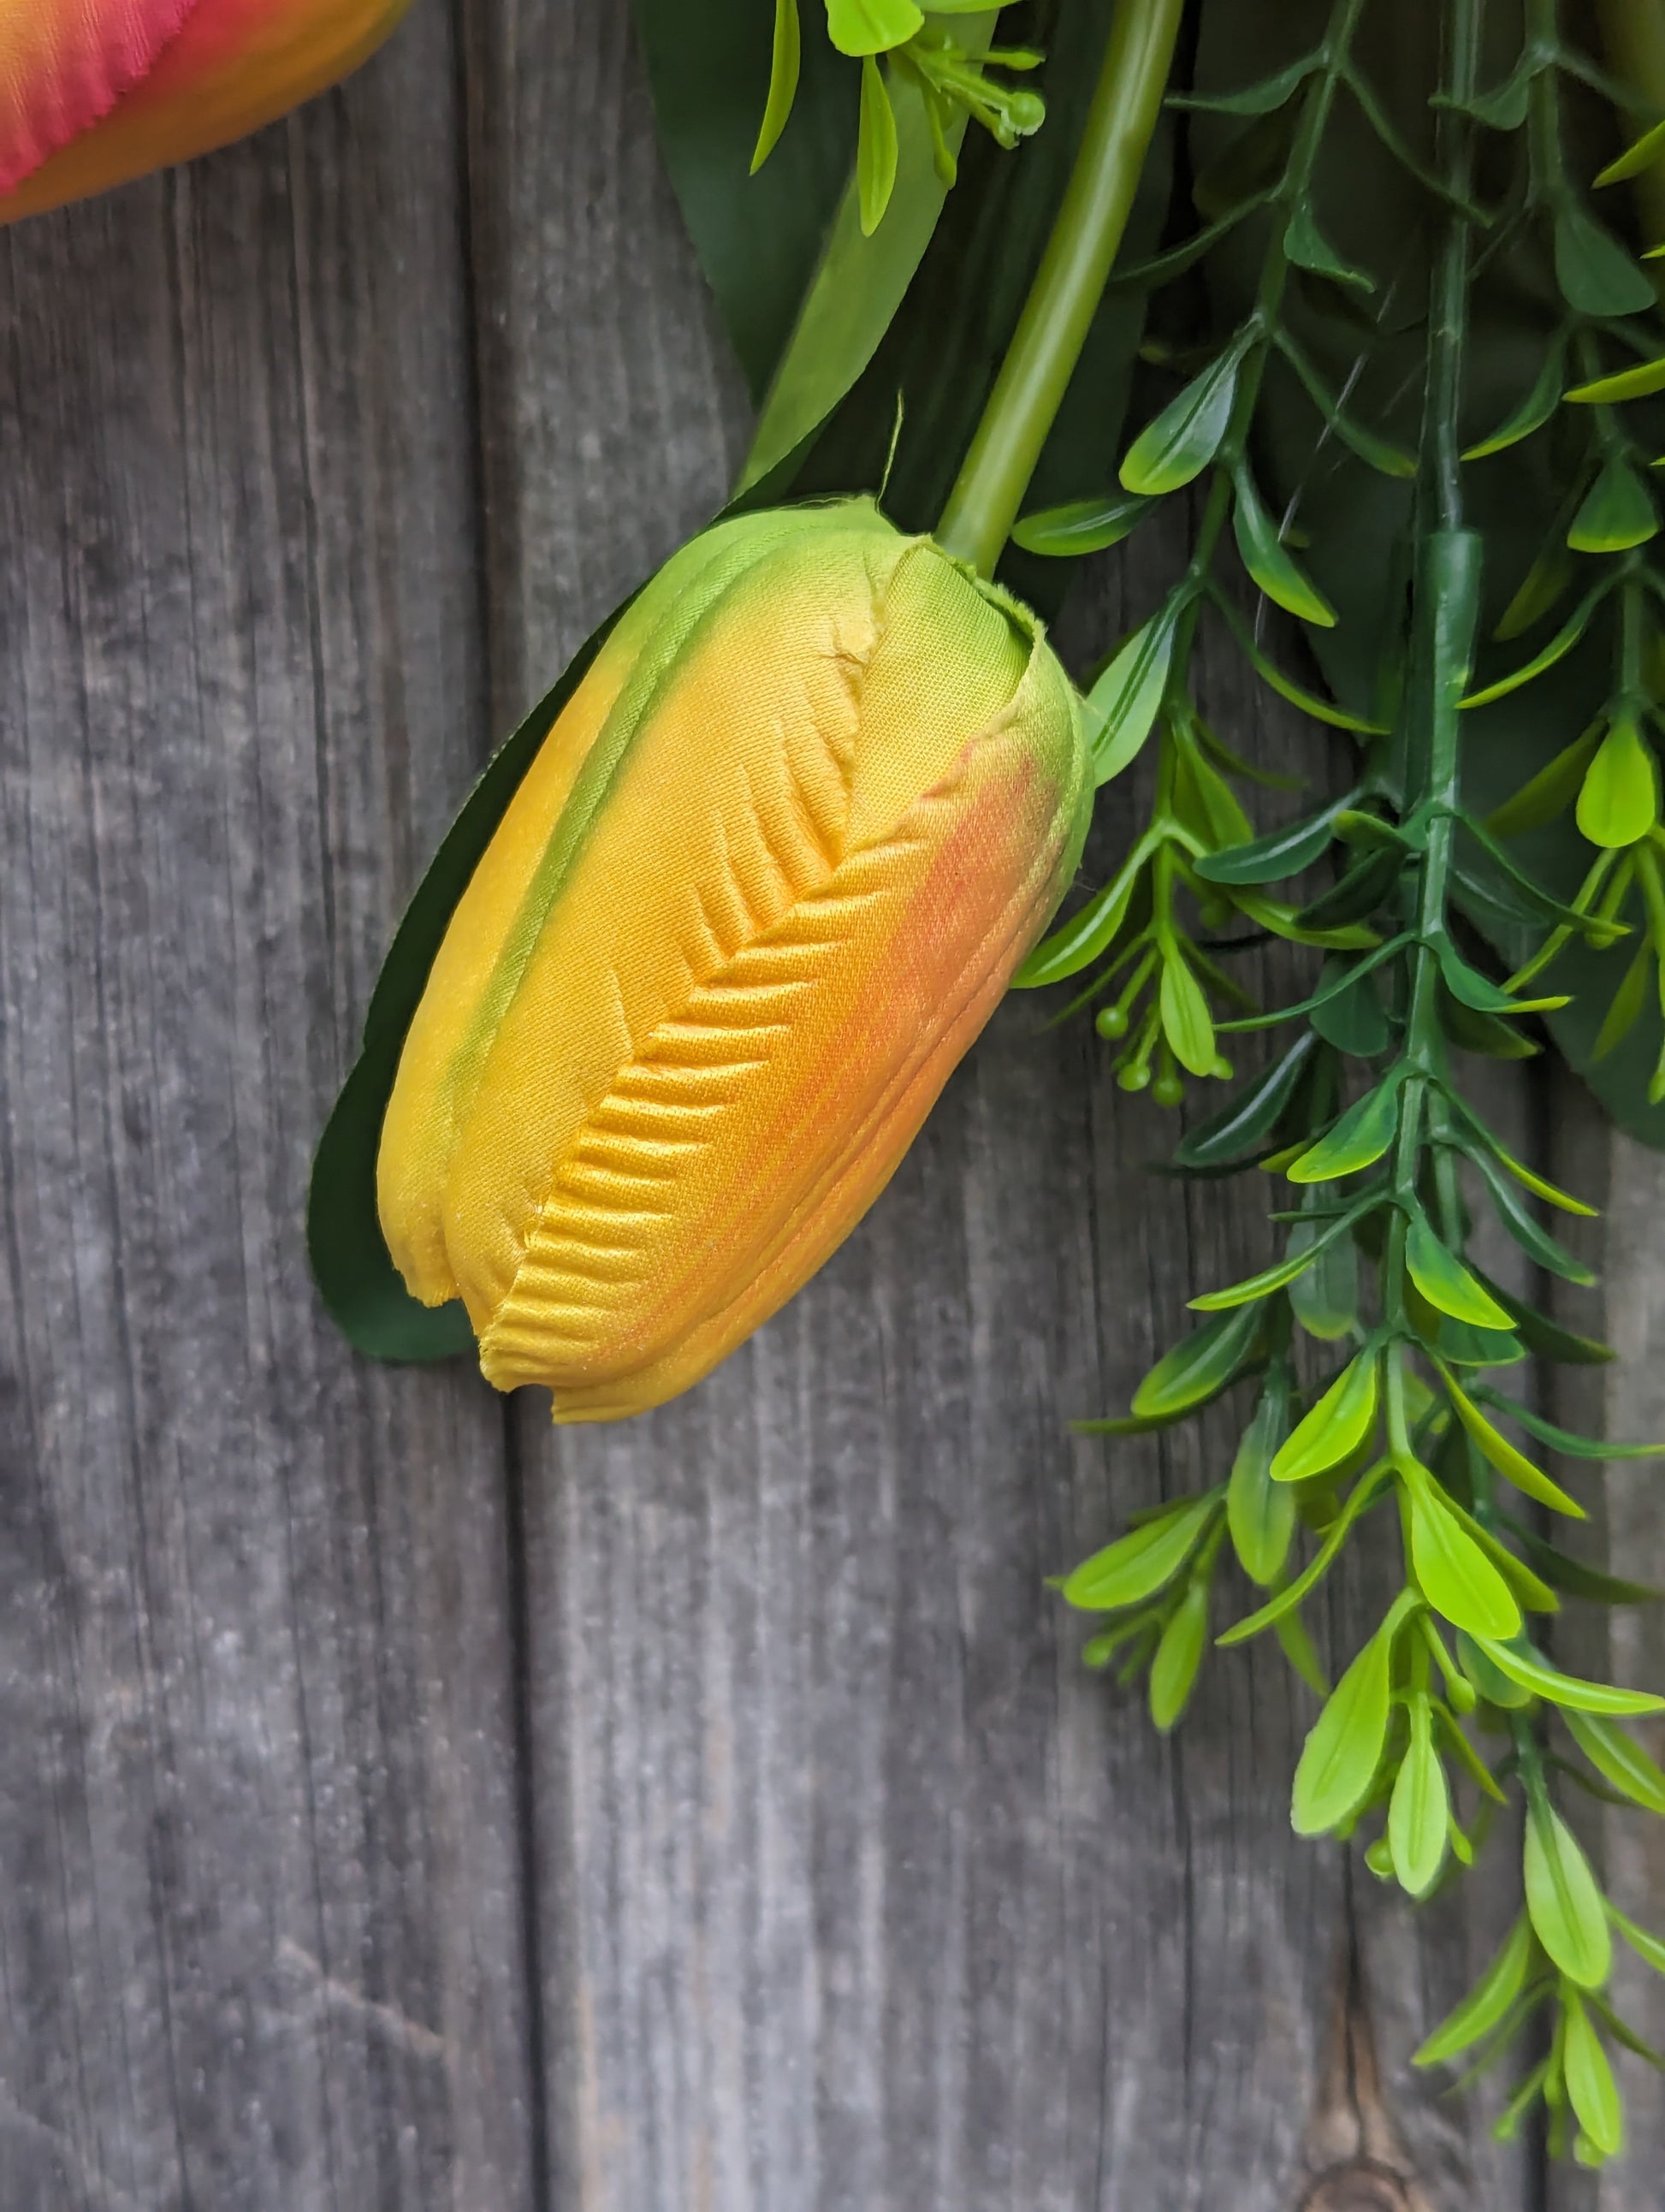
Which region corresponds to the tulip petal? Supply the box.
[0,0,196,194]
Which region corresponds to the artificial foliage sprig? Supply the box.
[1021,0,1665,2164]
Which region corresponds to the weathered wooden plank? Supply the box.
[0,12,536,2209]
[470,12,1532,2195]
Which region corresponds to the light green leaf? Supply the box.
[1525,1800,1611,1988]
[1566,354,1665,407]
[1120,349,1241,496]
[1191,1209,1357,1314]
[1160,951,1217,1076]
[1150,1578,1212,1731]
[1063,1495,1220,1613]
[1494,546,1577,643]
[1567,459,1658,554]
[1389,1695,1450,1898]
[1085,605,1178,786]
[1609,1902,1665,1976]
[1597,115,1665,186]
[827,0,922,56]
[1565,1712,1665,1815]
[752,0,803,170]
[1292,1604,1407,1835]
[1227,1379,1295,1586]
[1271,1349,1379,1483]
[1013,845,1146,988]
[1458,1629,1535,1710]
[1408,1480,1523,1641]
[1577,718,1659,848]
[1442,1370,1586,1518]
[1405,1215,1515,1329]
[1287,1076,1401,1183]
[1593,939,1654,1060]
[1564,1992,1625,2158]
[857,56,900,234]
[1414,1914,1534,2065]
[1232,469,1337,625]
[1011,492,1154,557]
[1131,1303,1262,1421]
[1470,1637,1665,1717]
[1219,1467,1392,1647]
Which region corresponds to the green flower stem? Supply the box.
[935,0,1184,575]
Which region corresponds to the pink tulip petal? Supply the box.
[0,0,199,194]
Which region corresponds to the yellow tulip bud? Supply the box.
[0,0,411,224]
[378,500,1090,1420]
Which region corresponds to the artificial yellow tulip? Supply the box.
[378,500,1090,1420]
[0,0,410,224]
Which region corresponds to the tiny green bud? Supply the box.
[1209,1055,1234,1081]
[1118,1061,1152,1094]
[1097,1005,1130,1041]
[1152,1070,1185,1108]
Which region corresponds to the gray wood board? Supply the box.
[0,0,1655,2204]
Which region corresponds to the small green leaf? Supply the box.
[1212,595,1387,731]
[1287,1193,1361,1341]
[1477,1393,1659,1464]
[1465,347,1565,460]
[1563,1994,1624,2158]
[1495,546,1578,643]
[1194,794,1353,886]
[1271,1349,1379,1483]
[1219,1467,1392,1646]
[1414,1914,1534,2065]
[1282,201,1374,291]
[1609,1902,1665,1977]
[752,0,803,169]
[1577,718,1659,848]
[1085,606,1178,786]
[1169,55,1318,114]
[1172,1035,1318,1168]
[1292,1605,1405,1835]
[1405,1215,1514,1329]
[1566,354,1665,406]
[1458,1628,1535,1709]
[1131,1305,1263,1420]
[1160,951,1217,1076]
[1461,585,1609,709]
[1389,1695,1450,1899]
[1150,1577,1212,1731]
[1287,1076,1401,1183]
[1470,1637,1665,1717]
[1275,1604,1330,1697]
[1228,1378,1296,1585]
[827,0,923,56]
[1526,1799,1612,1988]
[1011,493,1154,556]
[1458,1147,1597,1287]
[856,56,900,234]
[1408,1480,1523,1640]
[1014,844,1146,988]
[1555,205,1656,319]
[1311,962,1392,1059]
[1063,1495,1220,1613]
[1474,1273,1614,1360]
[1564,1712,1665,1815]
[1567,459,1658,553]
[1274,330,1416,475]
[1597,115,1665,187]
[1507,1530,1662,1606]
[1120,349,1242,497]
[1232,469,1336,624]
[1294,847,1401,932]
[1189,1213,1353,1312]
[1441,1371,1585,1518]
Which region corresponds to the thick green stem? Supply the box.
[935,0,1184,574]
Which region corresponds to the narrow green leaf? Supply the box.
[1232,468,1337,625]
[1389,1694,1450,1898]
[827,0,923,56]
[1168,54,1318,114]
[1566,354,1665,406]
[1160,952,1217,1077]
[1283,201,1374,292]
[1189,1213,1352,1312]
[1405,1215,1514,1329]
[1272,329,1417,475]
[1568,459,1658,554]
[1120,350,1241,497]
[1565,1712,1665,1815]
[1275,1604,1330,1696]
[1495,545,1577,642]
[1563,1994,1625,2158]
[1577,717,1659,848]
[1526,1800,1612,1988]
[1011,492,1155,557]
[857,56,900,234]
[1593,940,1653,1061]
[1288,1191,1361,1341]
[1287,1076,1401,1183]
[1477,1391,1662,1463]
[1408,1480,1524,1640]
[1609,1903,1665,1977]
[1415,1915,1534,2065]
[1476,1273,1615,1361]
[1441,1370,1586,1518]
[1311,962,1392,1059]
[1465,347,1565,460]
[1292,1606,1404,1835]
[1150,1578,1212,1730]
[1471,1637,1665,1717]
[1458,1146,1597,1287]
[1555,205,1656,318]
[1485,726,1605,837]
[1461,586,1608,709]
[1294,847,1401,932]
[1219,1467,1392,1646]
[1271,1349,1380,1483]
[751,0,803,170]
[1228,1377,1296,1585]
[1194,793,1354,886]
[1212,595,1388,731]
[1131,1304,1263,1420]
[1507,1528,1662,1606]
[1085,605,1178,786]
[1172,1034,1317,1169]
[1063,1495,1220,1613]
[1014,844,1147,988]
[1597,115,1665,186]
[1458,1628,1536,1709]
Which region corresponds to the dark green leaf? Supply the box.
[1554,205,1656,319]
[1212,595,1388,731]
[1232,468,1337,625]
[1120,348,1242,497]
[1484,724,1604,837]
[1194,793,1354,886]
[1461,585,1609,709]
[1464,345,1565,460]
[1283,201,1374,292]
[1293,848,1401,932]
[1287,1190,1361,1342]
[1475,1390,1663,1463]
[1311,962,1393,1058]
[1504,1527,1662,1607]
[1474,1274,1616,1365]
[1169,54,1318,114]
[1171,1033,1318,1167]
[1458,1145,1596,1286]
[309,618,623,1362]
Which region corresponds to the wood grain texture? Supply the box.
[0,9,535,2209]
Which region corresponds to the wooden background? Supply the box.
[1,4,1660,2207]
